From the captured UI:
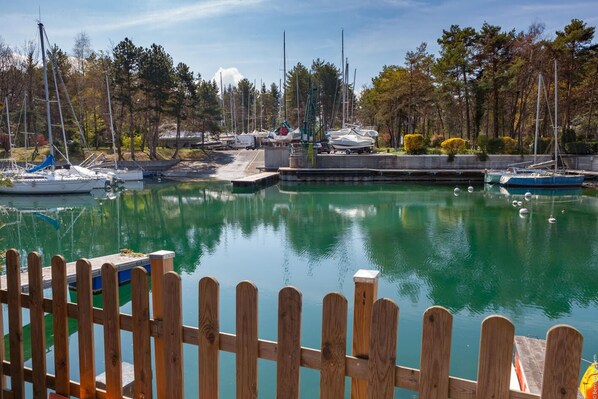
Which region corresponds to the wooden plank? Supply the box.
[101,263,122,398]
[51,255,70,397]
[0,252,150,293]
[199,277,220,398]
[236,281,258,399]
[6,249,24,399]
[419,306,452,399]
[367,298,398,399]
[320,292,348,399]
[76,259,96,399]
[476,315,515,399]
[276,287,302,399]
[131,267,152,399]
[540,325,583,399]
[351,270,379,399]
[27,252,47,399]
[162,272,183,399]
[149,250,174,399]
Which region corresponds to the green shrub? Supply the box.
[487,138,504,154]
[67,139,83,156]
[121,133,143,150]
[501,136,518,154]
[591,141,598,154]
[561,128,576,146]
[477,134,488,151]
[429,134,444,148]
[564,141,592,155]
[404,134,425,154]
[535,137,552,154]
[441,137,467,155]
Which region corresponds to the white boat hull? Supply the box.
[0,173,100,194]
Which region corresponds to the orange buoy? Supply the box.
[580,362,598,399]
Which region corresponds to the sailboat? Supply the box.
[76,73,143,182]
[500,61,584,188]
[0,22,107,195]
[484,73,552,184]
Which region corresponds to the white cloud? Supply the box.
[212,67,245,90]
[91,0,265,32]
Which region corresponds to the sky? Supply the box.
[1,0,597,92]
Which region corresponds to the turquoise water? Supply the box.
[1,181,597,398]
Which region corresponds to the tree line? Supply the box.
[358,19,597,152]
[0,18,596,160]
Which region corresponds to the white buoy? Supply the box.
[524,192,532,201]
[454,187,460,196]
[517,201,523,207]
[519,208,529,216]
[468,186,474,193]
[512,200,518,207]
[548,215,556,223]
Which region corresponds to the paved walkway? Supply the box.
[162,149,264,180]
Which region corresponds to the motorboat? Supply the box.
[330,134,375,153]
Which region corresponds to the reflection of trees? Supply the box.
[2,183,597,319]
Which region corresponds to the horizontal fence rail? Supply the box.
[0,249,584,399]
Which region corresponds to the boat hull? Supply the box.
[0,175,99,194]
[500,174,584,187]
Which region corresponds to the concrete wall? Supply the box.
[315,154,557,170]
[264,147,290,170]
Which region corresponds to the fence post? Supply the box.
[149,250,175,399]
[351,270,380,399]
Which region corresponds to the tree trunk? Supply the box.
[462,66,471,140]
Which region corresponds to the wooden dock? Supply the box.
[278,167,484,183]
[0,252,150,293]
[514,335,584,399]
[231,171,279,189]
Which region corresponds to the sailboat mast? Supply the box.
[283,31,287,122]
[4,97,13,159]
[24,93,28,149]
[105,73,118,170]
[39,22,55,165]
[341,29,345,129]
[554,59,558,173]
[220,72,226,128]
[533,73,542,165]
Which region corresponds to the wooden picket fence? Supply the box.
[0,249,584,399]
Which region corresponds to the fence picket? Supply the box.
[276,287,302,399]
[367,298,398,399]
[351,270,379,399]
[149,250,175,399]
[6,249,24,399]
[27,252,47,399]
[0,252,4,398]
[102,263,123,398]
[419,306,452,399]
[540,325,583,399]
[132,267,153,399]
[51,255,70,397]
[199,277,220,399]
[320,293,348,399]
[76,259,96,399]
[236,281,258,399]
[476,316,514,399]
[163,272,183,399]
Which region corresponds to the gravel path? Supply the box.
[162,149,264,180]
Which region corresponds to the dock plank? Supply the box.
[514,336,583,399]
[231,172,279,188]
[0,253,149,293]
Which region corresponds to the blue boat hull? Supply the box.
[500,174,584,187]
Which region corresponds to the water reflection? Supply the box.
[2,181,597,319]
